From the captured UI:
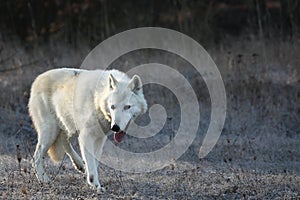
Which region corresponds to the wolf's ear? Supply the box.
[109,74,118,90]
[128,75,142,93]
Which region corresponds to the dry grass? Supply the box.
[1,153,299,199]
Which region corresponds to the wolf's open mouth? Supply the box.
[114,131,126,143]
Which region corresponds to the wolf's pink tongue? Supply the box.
[114,131,126,143]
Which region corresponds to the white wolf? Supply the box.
[28,68,147,191]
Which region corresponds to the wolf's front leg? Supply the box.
[78,132,106,192]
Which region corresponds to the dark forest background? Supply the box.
[0,0,299,45]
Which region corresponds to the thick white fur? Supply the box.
[29,68,147,191]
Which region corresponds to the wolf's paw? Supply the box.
[88,183,106,193]
[38,173,51,183]
[96,185,106,193]
[87,174,106,192]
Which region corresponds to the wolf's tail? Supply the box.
[47,133,66,162]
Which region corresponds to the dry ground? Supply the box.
[1,154,299,199]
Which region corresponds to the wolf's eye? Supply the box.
[124,105,131,110]
[111,105,115,110]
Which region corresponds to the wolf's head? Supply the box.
[104,73,147,143]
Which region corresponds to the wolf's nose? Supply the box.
[111,124,120,132]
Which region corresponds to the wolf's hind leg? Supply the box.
[32,121,59,183]
[30,93,60,182]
